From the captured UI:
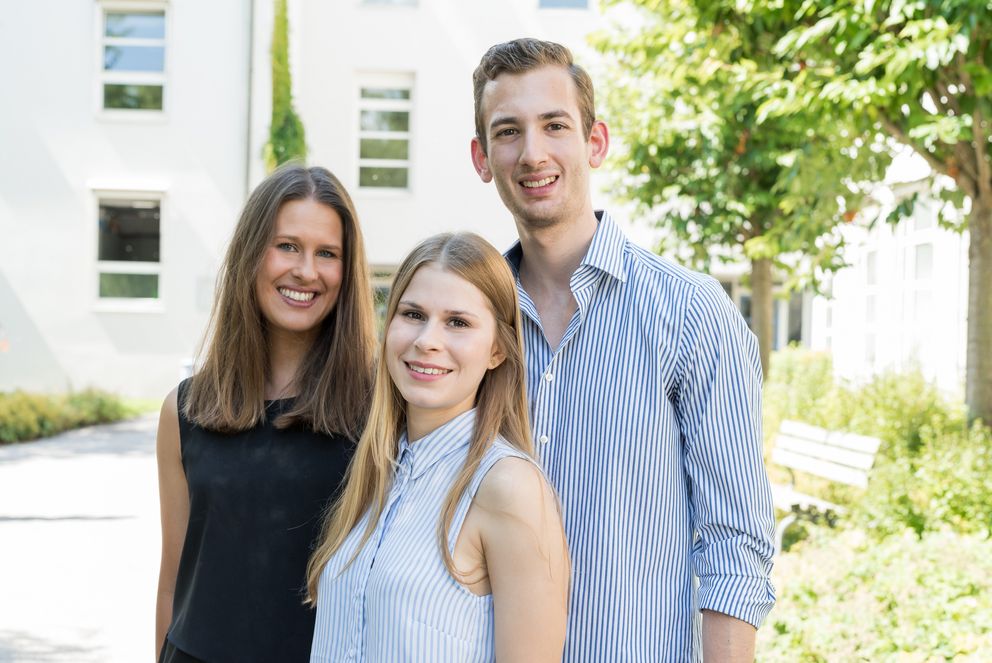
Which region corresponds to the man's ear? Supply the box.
[471,137,493,183]
[588,120,610,168]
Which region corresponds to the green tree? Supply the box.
[264,0,307,171]
[729,0,992,422]
[594,0,886,376]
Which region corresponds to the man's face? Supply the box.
[471,65,607,232]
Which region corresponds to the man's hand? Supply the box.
[702,609,756,663]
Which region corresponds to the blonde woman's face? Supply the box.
[385,264,503,440]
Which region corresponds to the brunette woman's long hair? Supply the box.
[183,164,376,439]
[305,232,533,602]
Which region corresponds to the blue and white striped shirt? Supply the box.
[310,409,531,663]
[507,211,776,662]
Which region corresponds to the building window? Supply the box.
[100,7,166,111]
[97,197,161,299]
[539,0,588,7]
[914,243,933,280]
[865,250,877,286]
[358,76,413,190]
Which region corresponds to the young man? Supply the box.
[470,38,776,662]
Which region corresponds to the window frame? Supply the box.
[96,1,169,119]
[92,189,165,313]
[356,73,414,194]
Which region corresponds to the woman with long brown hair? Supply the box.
[307,232,569,662]
[154,165,375,663]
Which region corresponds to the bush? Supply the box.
[858,423,992,539]
[758,526,992,661]
[0,389,131,444]
[764,347,991,538]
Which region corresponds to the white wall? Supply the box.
[0,0,251,397]
[278,0,605,267]
[808,190,968,397]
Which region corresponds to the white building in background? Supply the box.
[0,0,252,397]
[806,152,969,396]
[0,0,605,398]
[0,0,968,399]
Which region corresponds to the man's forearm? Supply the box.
[701,609,756,663]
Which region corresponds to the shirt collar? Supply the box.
[504,210,628,284]
[396,408,477,480]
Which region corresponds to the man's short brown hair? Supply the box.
[472,38,596,154]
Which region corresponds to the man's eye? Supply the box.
[495,128,518,138]
[548,123,566,131]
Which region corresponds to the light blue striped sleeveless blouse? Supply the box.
[310,409,531,663]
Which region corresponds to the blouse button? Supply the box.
[539,434,549,444]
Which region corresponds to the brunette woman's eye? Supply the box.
[277,242,298,252]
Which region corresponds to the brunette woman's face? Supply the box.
[385,264,504,439]
[255,199,344,340]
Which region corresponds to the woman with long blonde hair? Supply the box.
[155,165,375,663]
[307,232,569,662]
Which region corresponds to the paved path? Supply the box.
[0,415,160,663]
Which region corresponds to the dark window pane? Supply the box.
[105,12,165,39]
[360,167,408,188]
[99,202,160,262]
[99,273,159,299]
[360,87,410,100]
[104,84,163,110]
[104,45,164,72]
[360,110,409,132]
[360,138,409,160]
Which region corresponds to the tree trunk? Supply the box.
[966,197,992,424]
[750,257,774,380]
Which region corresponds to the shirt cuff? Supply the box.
[697,573,776,628]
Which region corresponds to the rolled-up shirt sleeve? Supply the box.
[675,277,776,628]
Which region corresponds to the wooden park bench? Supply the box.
[770,419,882,555]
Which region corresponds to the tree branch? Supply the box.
[958,52,992,200]
[878,110,948,175]
[933,78,962,116]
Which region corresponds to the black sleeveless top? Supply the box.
[166,380,353,663]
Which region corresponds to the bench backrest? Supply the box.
[771,420,882,488]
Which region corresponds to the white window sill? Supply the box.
[93,299,165,314]
[97,109,169,124]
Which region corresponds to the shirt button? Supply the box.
[539,434,549,444]
[544,372,554,382]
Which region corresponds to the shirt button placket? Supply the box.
[535,356,557,448]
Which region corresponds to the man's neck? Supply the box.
[516,210,599,297]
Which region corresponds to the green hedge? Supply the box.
[758,527,992,661]
[0,389,130,444]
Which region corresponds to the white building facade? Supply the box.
[0,0,603,398]
[0,0,253,397]
[807,171,969,396]
[0,0,967,399]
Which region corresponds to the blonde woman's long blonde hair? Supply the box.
[306,232,532,602]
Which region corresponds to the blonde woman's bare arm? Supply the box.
[154,388,188,660]
[477,458,569,663]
